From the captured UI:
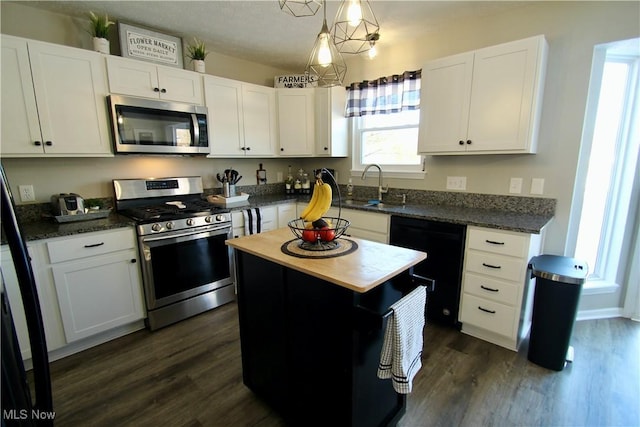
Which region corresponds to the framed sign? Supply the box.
[274,74,318,88]
[118,22,183,68]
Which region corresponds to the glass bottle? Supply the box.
[285,165,294,194]
[347,178,354,200]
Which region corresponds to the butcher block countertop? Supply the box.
[226,227,426,293]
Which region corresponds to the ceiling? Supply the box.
[18,1,528,71]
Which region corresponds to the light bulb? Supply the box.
[317,33,332,67]
[347,0,362,26]
[368,44,377,59]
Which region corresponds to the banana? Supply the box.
[303,182,332,222]
[298,179,322,219]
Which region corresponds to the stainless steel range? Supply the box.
[114,176,235,330]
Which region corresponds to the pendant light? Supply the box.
[278,0,322,17]
[305,0,346,87]
[331,0,380,54]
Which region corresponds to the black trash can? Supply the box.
[527,255,588,371]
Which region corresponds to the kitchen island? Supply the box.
[226,228,427,427]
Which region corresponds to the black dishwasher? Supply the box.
[389,216,466,328]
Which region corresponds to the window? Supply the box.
[569,38,639,298]
[352,110,424,176]
[347,70,424,177]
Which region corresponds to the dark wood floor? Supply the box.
[41,302,640,427]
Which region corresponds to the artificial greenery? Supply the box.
[186,38,209,61]
[89,11,114,39]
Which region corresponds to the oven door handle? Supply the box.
[142,227,228,243]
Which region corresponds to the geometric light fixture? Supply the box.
[278,0,322,17]
[331,0,380,54]
[304,0,347,87]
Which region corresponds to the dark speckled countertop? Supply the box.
[8,185,554,243]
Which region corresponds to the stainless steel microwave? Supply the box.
[107,95,209,155]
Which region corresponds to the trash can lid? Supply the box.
[529,255,589,285]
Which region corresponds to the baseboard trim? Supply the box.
[576,307,623,321]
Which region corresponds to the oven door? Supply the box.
[139,225,233,310]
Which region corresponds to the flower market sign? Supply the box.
[118,23,184,68]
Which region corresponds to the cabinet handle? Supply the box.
[478,306,496,314]
[246,146,251,151]
[34,141,42,146]
[324,147,328,151]
[459,140,465,145]
[485,239,505,245]
[45,141,53,146]
[160,88,167,93]
[280,148,284,151]
[84,242,105,248]
[153,87,160,92]
[466,139,472,144]
[131,259,137,263]
[480,285,499,292]
[482,262,501,269]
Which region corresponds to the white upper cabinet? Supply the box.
[277,88,315,156]
[106,56,203,104]
[315,86,348,157]
[419,35,548,155]
[205,75,276,157]
[1,35,112,157]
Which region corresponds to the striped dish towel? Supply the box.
[377,285,427,394]
[243,208,262,235]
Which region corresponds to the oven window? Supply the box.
[149,233,230,299]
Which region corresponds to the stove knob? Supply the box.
[204,216,213,223]
[215,214,226,222]
[166,222,174,230]
[186,218,195,226]
[151,223,162,232]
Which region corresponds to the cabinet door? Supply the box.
[0,36,44,155]
[157,66,203,104]
[28,41,112,156]
[418,52,473,154]
[52,250,144,343]
[277,203,297,228]
[242,84,277,156]
[466,36,545,153]
[315,86,348,157]
[204,75,246,157]
[106,56,160,99]
[277,89,314,156]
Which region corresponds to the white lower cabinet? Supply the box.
[47,228,145,343]
[231,203,295,237]
[459,226,543,351]
[313,205,390,243]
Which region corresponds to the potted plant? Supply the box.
[89,11,114,54]
[186,38,208,73]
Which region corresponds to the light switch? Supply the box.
[530,178,545,195]
[509,178,523,194]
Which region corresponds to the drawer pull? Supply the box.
[478,306,496,314]
[482,262,501,269]
[83,242,105,248]
[485,239,505,245]
[480,285,499,292]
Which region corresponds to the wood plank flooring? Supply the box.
[41,302,640,426]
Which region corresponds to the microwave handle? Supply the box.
[191,114,200,145]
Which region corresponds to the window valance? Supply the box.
[345,70,421,117]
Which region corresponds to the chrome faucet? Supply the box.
[361,164,388,202]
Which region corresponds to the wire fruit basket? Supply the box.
[287,168,350,251]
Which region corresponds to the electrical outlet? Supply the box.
[509,177,523,194]
[446,176,467,191]
[18,185,35,202]
[530,178,545,195]
[276,171,283,182]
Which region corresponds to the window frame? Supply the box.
[350,110,425,179]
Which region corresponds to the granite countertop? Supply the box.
[6,213,136,243]
[235,195,553,234]
[226,227,426,293]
